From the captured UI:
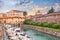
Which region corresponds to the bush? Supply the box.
[42,23,49,27]
[30,22,34,25]
[23,20,60,29]
[23,19,32,24]
[52,24,60,29]
[41,22,49,27]
[36,22,41,26]
[33,22,37,26]
[33,22,38,26]
[48,22,57,28]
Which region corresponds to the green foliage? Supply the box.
[36,22,41,26]
[32,22,36,25]
[48,22,57,28]
[42,23,49,27]
[39,22,48,27]
[23,11,27,16]
[48,7,55,14]
[23,20,60,29]
[52,24,60,29]
[23,19,32,24]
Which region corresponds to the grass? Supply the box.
[24,24,60,32]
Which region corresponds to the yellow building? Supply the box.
[0,10,25,24]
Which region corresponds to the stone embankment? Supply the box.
[23,25,60,38]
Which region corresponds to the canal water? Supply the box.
[24,29,60,40]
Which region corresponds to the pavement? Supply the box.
[0,23,10,40]
[3,26,9,40]
[0,24,4,40]
[4,33,9,40]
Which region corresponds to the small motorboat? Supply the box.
[5,24,32,40]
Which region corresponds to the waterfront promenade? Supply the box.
[0,23,60,40]
[0,23,4,40]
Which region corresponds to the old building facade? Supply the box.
[0,10,25,24]
[32,12,60,24]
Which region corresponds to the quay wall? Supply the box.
[23,25,60,38]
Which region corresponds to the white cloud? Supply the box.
[32,6,48,14]
[55,3,60,9]
[0,0,34,13]
[54,3,60,12]
[14,0,34,11]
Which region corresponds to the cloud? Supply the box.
[55,3,60,9]
[33,6,48,11]
[0,0,34,13]
[15,0,33,6]
[14,0,34,11]
[53,3,60,12]
[32,5,48,14]
[40,7,48,11]
[1,0,60,14]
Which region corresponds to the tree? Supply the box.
[23,19,32,24]
[23,11,27,19]
[23,11,27,16]
[48,7,54,14]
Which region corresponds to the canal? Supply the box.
[24,29,60,40]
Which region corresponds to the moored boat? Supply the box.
[4,24,32,40]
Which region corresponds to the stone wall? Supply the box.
[32,12,60,24]
[37,15,60,23]
[23,25,60,38]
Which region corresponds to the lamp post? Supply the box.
[17,18,24,32]
[20,21,23,32]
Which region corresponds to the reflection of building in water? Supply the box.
[0,10,25,24]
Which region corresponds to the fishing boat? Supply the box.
[4,24,32,40]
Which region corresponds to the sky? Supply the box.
[0,0,60,15]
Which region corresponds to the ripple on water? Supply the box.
[24,29,60,40]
